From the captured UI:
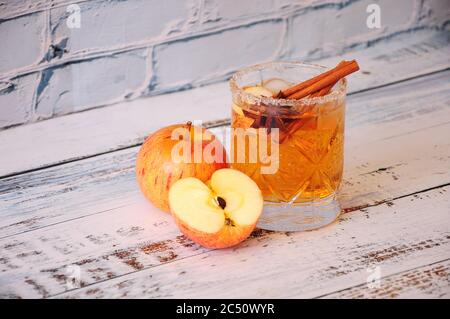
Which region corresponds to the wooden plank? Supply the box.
[49,185,450,298]
[318,29,450,93]
[0,30,448,178]
[319,259,450,299]
[1,70,449,238]
[0,83,231,179]
[0,77,449,298]
[1,184,449,298]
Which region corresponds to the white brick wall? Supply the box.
[50,0,195,54]
[0,13,46,74]
[419,0,450,26]
[0,0,448,129]
[0,74,39,128]
[35,49,149,119]
[153,20,285,91]
[290,0,417,59]
[201,0,276,24]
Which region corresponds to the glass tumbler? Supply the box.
[229,62,346,231]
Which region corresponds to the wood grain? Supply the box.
[320,259,450,299]
[0,30,448,178]
[1,70,449,238]
[52,185,450,298]
[1,31,449,299]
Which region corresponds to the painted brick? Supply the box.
[420,0,450,27]
[50,0,194,55]
[153,21,284,90]
[277,0,332,10]
[201,0,275,24]
[290,0,416,59]
[0,12,46,74]
[35,50,148,118]
[0,73,38,129]
[0,0,442,129]
[0,0,46,20]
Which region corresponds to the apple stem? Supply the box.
[225,217,235,227]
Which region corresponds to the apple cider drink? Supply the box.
[229,61,358,231]
[231,89,345,202]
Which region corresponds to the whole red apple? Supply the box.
[136,122,228,212]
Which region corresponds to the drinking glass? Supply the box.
[229,61,346,231]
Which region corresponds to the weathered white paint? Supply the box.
[36,186,450,298]
[1,69,449,238]
[0,73,39,128]
[0,0,448,128]
[0,6,449,297]
[152,20,285,91]
[0,144,448,298]
[1,30,448,177]
[35,49,148,118]
[290,0,416,59]
[50,0,194,54]
[0,68,449,298]
[0,1,86,21]
[0,81,231,177]
[0,12,46,74]
[66,186,450,298]
[321,259,450,298]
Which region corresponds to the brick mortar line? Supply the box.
[0,17,286,81]
[6,23,441,85]
[0,118,230,180]
[0,0,89,22]
[0,0,424,82]
[0,0,339,23]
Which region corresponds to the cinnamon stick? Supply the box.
[286,60,359,100]
[310,84,333,98]
[276,60,350,98]
[276,62,352,142]
[247,59,360,143]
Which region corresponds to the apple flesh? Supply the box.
[169,168,263,249]
[136,123,228,213]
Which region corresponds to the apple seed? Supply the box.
[216,196,226,210]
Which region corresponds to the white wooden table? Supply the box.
[1,30,449,299]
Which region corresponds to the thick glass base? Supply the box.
[257,195,341,232]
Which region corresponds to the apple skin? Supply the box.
[173,214,256,249]
[136,123,228,212]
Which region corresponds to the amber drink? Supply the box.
[230,62,347,231]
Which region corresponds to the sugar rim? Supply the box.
[229,61,347,108]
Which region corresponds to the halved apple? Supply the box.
[168,168,263,249]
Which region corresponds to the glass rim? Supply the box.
[229,61,347,107]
